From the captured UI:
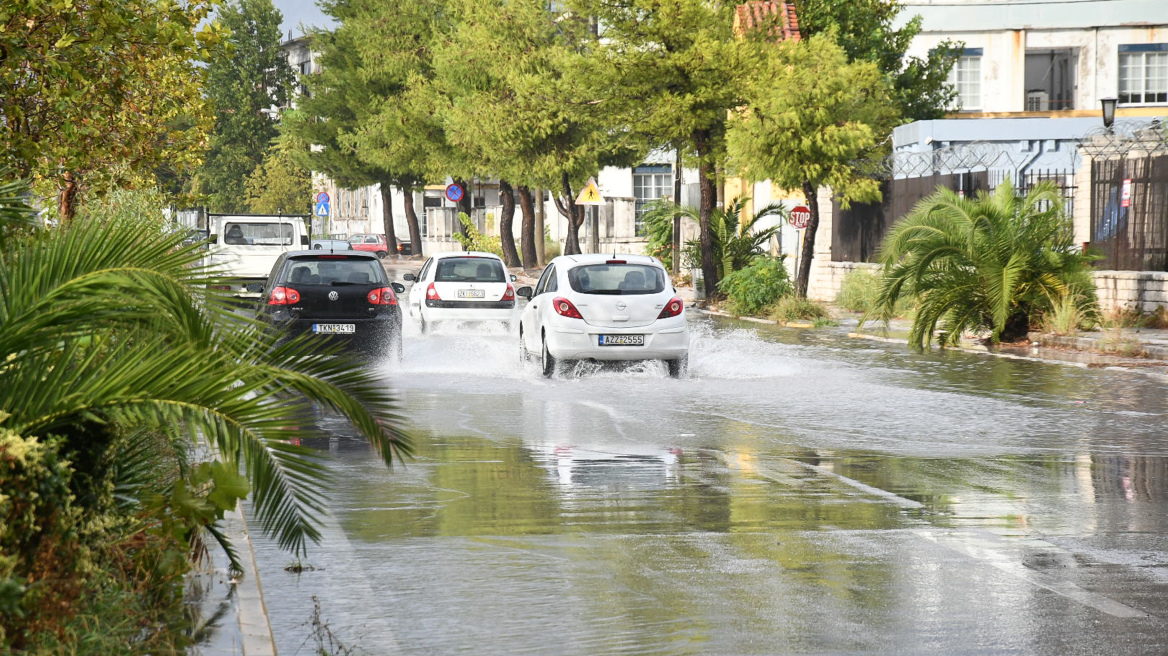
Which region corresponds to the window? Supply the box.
[1119,45,1168,105]
[567,263,666,295]
[946,49,982,111]
[435,257,505,283]
[633,165,673,236]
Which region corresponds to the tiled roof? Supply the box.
[734,1,801,41]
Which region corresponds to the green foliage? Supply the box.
[794,0,960,120]
[1040,293,1098,335]
[245,136,313,215]
[197,0,293,213]
[648,197,783,279]
[718,257,793,317]
[769,296,835,325]
[836,267,915,316]
[0,0,218,219]
[870,180,1099,348]
[454,213,504,257]
[728,34,898,297]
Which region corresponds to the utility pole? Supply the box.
[672,148,682,276]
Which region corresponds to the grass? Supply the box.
[835,268,914,317]
[769,296,836,325]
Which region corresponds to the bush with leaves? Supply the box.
[643,197,785,284]
[454,212,504,257]
[0,178,411,651]
[718,256,793,317]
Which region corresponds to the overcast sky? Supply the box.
[271,0,335,40]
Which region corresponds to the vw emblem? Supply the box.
[328,291,339,301]
[616,301,627,311]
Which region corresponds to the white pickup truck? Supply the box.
[205,214,310,298]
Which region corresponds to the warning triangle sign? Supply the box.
[575,177,605,205]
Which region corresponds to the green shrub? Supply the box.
[454,212,503,257]
[718,256,793,316]
[1041,292,1098,335]
[836,268,881,313]
[769,296,834,324]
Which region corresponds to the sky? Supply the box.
[271,0,335,40]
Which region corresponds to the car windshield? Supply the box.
[567,263,666,295]
[435,257,506,283]
[223,222,294,246]
[284,257,383,285]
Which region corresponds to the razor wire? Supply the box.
[1079,118,1168,160]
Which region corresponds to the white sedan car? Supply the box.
[404,251,518,332]
[517,254,689,378]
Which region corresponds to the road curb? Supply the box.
[223,504,277,656]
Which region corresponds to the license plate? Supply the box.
[313,323,355,334]
[599,334,644,346]
[457,289,486,298]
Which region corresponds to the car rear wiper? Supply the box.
[583,289,622,295]
[330,281,360,286]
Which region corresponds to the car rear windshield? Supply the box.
[567,263,666,295]
[223,222,294,246]
[435,257,506,283]
[284,257,383,285]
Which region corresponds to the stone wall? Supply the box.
[1093,270,1168,313]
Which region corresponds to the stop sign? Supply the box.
[789,205,811,229]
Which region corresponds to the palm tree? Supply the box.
[0,188,411,566]
[869,179,1097,348]
[642,197,786,285]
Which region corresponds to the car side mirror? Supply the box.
[403,273,417,282]
[391,282,406,294]
[510,274,517,282]
[516,286,534,299]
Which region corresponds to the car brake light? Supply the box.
[367,287,398,305]
[502,284,515,301]
[426,282,440,300]
[552,296,583,319]
[269,286,300,305]
[658,297,683,319]
[606,259,626,264]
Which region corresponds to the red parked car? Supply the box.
[348,234,389,258]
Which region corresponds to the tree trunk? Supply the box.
[535,187,546,265]
[517,185,537,268]
[558,172,583,256]
[695,130,719,299]
[795,181,820,299]
[454,177,472,242]
[379,184,399,255]
[498,180,521,267]
[402,185,423,257]
[59,171,79,224]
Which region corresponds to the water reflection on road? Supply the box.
[249,316,1168,655]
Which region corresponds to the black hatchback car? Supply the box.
[255,251,405,359]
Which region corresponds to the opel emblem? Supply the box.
[616,301,627,311]
[328,291,339,301]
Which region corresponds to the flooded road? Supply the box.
[250,315,1168,655]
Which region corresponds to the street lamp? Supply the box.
[1100,97,1118,129]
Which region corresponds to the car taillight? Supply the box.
[658,297,684,319]
[502,284,515,301]
[367,287,397,305]
[426,282,440,300]
[269,286,300,305]
[552,296,583,319]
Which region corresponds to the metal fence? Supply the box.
[1090,155,1168,271]
[832,168,1076,263]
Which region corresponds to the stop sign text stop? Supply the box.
[789,205,811,229]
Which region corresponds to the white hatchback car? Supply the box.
[517,254,689,377]
[403,251,518,332]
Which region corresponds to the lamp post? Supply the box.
[1100,97,1118,130]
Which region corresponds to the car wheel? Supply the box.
[376,250,388,259]
[541,334,556,378]
[419,313,429,334]
[667,355,689,379]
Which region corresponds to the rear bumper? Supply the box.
[422,302,516,323]
[266,314,401,352]
[545,324,689,361]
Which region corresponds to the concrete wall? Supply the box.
[1094,271,1168,313]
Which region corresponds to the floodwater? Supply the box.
[249,316,1168,655]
